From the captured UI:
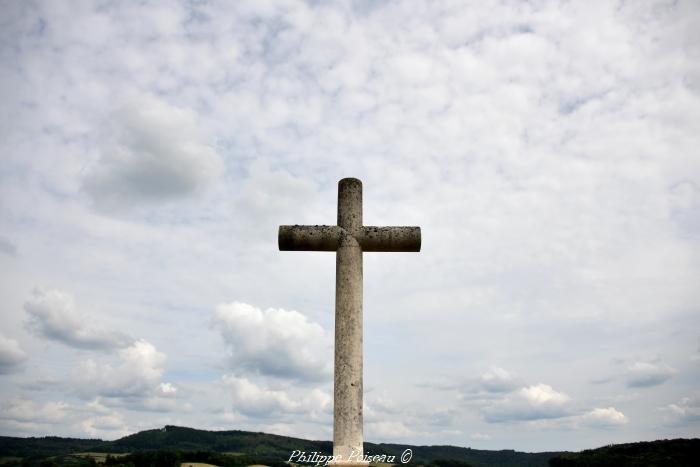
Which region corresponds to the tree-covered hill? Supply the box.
[106,425,333,456]
[548,438,700,466]
[2,426,698,467]
[367,443,559,467]
[0,436,104,458]
[0,425,561,467]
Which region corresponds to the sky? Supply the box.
[1,0,699,454]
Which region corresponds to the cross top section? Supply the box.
[279,178,421,253]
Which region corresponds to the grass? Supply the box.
[0,458,22,465]
[73,452,129,464]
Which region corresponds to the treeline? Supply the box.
[108,426,332,457]
[368,443,560,467]
[0,426,563,466]
[548,438,700,467]
[428,459,475,467]
[0,436,104,458]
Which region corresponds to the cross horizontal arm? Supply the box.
[279,225,421,252]
[360,226,421,252]
[279,225,342,251]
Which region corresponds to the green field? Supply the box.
[75,452,129,462]
[0,458,22,465]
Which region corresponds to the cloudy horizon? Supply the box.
[1,0,699,453]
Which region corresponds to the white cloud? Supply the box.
[213,302,332,381]
[0,398,71,436]
[222,374,300,416]
[78,340,174,404]
[663,394,700,425]
[81,412,129,439]
[478,367,520,394]
[365,394,402,421]
[457,368,522,402]
[72,398,131,439]
[520,384,570,406]
[522,406,629,431]
[0,397,131,439]
[481,384,571,423]
[465,370,630,429]
[625,360,677,388]
[220,374,330,420]
[158,382,178,395]
[82,93,223,211]
[24,288,133,351]
[0,334,27,374]
[0,399,69,424]
[579,407,628,427]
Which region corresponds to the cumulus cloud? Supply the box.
[523,406,629,431]
[0,334,27,374]
[24,288,132,351]
[481,384,571,423]
[0,399,69,435]
[478,367,520,393]
[0,397,130,439]
[579,407,628,427]
[221,374,331,420]
[83,93,223,211]
[458,367,522,401]
[663,394,700,425]
[222,374,300,416]
[461,369,630,429]
[81,411,129,439]
[212,302,332,381]
[1,399,68,425]
[77,339,176,408]
[365,393,402,420]
[624,360,677,388]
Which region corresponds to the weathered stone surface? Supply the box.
[334,231,363,460]
[360,226,421,252]
[278,225,342,251]
[278,178,421,463]
[337,178,363,235]
[333,179,364,461]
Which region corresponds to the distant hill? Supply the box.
[1,426,697,467]
[0,425,559,467]
[548,438,700,466]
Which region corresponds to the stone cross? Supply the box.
[279,178,421,464]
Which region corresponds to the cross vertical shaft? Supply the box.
[334,178,363,461]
